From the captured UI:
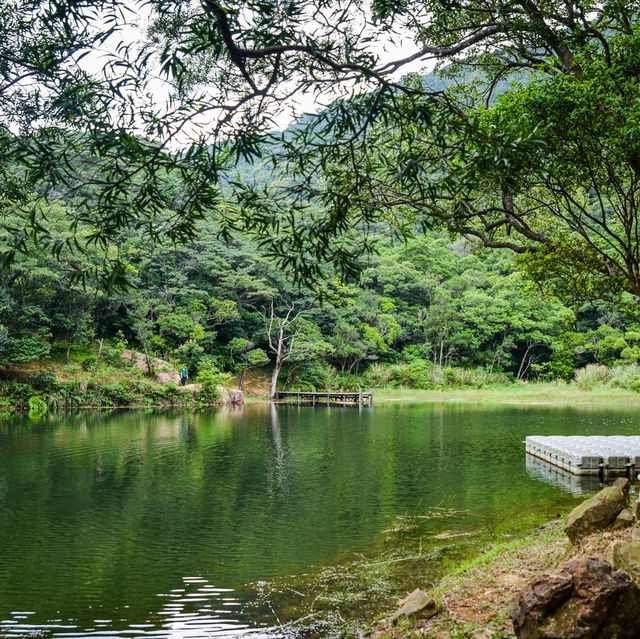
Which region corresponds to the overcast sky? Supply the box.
[78,3,432,139]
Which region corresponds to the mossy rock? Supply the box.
[565,485,626,543]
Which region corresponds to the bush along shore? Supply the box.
[369,478,640,638]
[0,347,238,414]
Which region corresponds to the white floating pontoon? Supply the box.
[525,435,640,476]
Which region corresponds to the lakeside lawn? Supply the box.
[373,383,640,406]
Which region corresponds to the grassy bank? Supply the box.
[373,383,640,406]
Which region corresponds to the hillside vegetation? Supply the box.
[2,203,640,410]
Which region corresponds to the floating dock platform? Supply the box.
[525,436,640,476]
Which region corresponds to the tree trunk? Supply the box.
[489,335,506,374]
[66,341,72,364]
[517,343,534,380]
[238,368,246,391]
[143,346,154,376]
[270,360,281,399]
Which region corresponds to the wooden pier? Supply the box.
[274,389,374,407]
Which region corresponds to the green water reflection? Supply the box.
[0,402,638,637]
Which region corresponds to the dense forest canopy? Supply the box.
[3,201,640,398]
[1,1,640,397]
[2,0,640,291]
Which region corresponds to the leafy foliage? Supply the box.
[3,202,640,395]
[3,0,640,291]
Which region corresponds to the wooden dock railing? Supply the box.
[274,389,374,407]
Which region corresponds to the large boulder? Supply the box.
[216,385,231,404]
[613,477,631,495]
[512,556,640,639]
[612,541,640,580]
[631,498,640,521]
[121,349,180,384]
[565,485,627,542]
[156,370,181,385]
[391,588,440,624]
[611,508,634,531]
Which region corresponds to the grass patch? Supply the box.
[373,383,640,406]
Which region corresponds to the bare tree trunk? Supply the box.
[66,341,72,364]
[521,354,541,380]
[347,358,362,374]
[238,368,246,391]
[270,360,281,399]
[517,342,534,380]
[284,363,303,390]
[97,338,104,360]
[265,300,311,399]
[489,335,507,374]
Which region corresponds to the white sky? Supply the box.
[74,2,434,139]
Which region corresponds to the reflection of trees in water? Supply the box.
[267,403,288,496]
[178,415,199,448]
[218,404,245,418]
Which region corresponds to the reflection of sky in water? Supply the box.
[1,577,279,638]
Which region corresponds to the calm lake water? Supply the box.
[1,402,639,638]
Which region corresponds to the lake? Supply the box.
[1,402,638,638]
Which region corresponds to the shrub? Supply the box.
[359,360,510,390]
[575,364,612,389]
[32,371,58,390]
[287,363,334,391]
[173,340,205,373]
[608,365,640,392]
[403,360,438,388]
[81,356,98,372]
[363,363,393,387]
[28,395,48,416]
[103,332,128,366]
[195,367,232,404]
[329,373,362,391]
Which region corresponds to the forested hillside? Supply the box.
[3,10,640,407]
[3,197,640,409]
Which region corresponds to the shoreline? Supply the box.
[368,516,638,638]
[244,384,640,408]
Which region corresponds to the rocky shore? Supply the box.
[371,478,640,639]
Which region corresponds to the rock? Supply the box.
[216,385,231,404]
[613,541,640,580]
[156,370,181,385]
[631,498,640,520]
[611,508,634,530]
[472,629,494,639]
[512,556,640,639]
[565,485,627,542]
[614,477,631,495]
[229,389,244,405]
[632,527,640,541]
[121,349,181,384]
[391,588,440,624]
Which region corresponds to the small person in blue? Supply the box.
[180,367,189,386]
